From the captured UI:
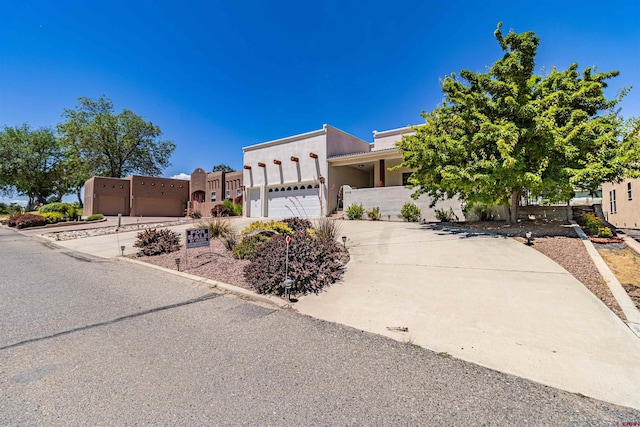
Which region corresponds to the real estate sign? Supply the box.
[185,227,210,249]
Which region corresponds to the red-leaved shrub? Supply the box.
[15,214,47,229]
[134,228,181,256]
[243,230,347,296]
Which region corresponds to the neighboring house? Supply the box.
[602,178,639,229]
[188,168,243,216]
[84,175,189,217]
[242,124,465,220]
[84,168,244,218]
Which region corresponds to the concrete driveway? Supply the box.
[23,217,640,409]
[294,220,640,410]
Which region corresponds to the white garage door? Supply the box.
[249,188,261,218]
[267,185,321,218]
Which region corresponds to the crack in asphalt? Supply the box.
[0,292,221,351]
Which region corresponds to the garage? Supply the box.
[267,184,321,218]
[134,197,183,217]
[249,188,261,218]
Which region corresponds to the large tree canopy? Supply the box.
[0,125,68,210]
[57,96,175,180]
[397,23,640,222]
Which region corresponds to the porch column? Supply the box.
[379,159,385,187]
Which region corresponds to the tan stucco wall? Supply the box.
[602,178,640,229]
[128,175,189,217]
[83,176,130,216]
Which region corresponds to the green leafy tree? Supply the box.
[57,96,175,181]
[397,23,640,222]
[212,163,234,173]
[0,125,68,210]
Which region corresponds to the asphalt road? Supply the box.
[1,227,639,425]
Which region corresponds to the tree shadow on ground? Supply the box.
[422,220,580,240]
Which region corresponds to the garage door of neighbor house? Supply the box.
[249,188,261,218]
[99,195,128,216]
[135,197,183,217]
[267,185,321,218]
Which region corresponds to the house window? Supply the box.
[628,182,632,200]
[610,190,617,214]
[237,188,242,196]
[225,190,231,199]
[210,191,216,202]
[402,172,412,186]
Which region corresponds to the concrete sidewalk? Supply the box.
[21,218,640,410]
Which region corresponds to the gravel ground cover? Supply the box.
[134,239,252,289]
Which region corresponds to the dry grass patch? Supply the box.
[597,247,640,310]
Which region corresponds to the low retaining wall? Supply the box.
[342,186,465,221]
[518,205,572,221]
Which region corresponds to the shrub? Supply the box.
[399,202,421,222]
[314,216,342,243]
[243,230,346,296]
[233,234,271,259]
[222,199,241,216]
[366,207,381,221]
[471,204,495,221]
[223,199,243,216]
[197,218,235,239]
[15,213,47,229]
[134,228,181,256]
[434,207,458,223]
[597,226,613,238]
[242,220,293,236]
[579,212,606,235]
[39,202,78,219]
[190,210,202,219]
[345,203,364,220]
[211,204,231,217]
[223,233,238,251]
[7,214,21,227]
[0,203,23,216]
[87,213,104,221]
[41,212,65,224]
[233,195,243,205]
[283,217,313,233]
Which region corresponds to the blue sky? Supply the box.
[1,0,639,205]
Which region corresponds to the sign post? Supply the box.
[185,228,210,269]
[284,235,292,300]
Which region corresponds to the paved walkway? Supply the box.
[15,217,640,410]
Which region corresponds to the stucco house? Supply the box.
[84,175,189,217]
[242,124,464,220]
[602,178,639,229]
[84,168,244,218]
[188,168,243,216]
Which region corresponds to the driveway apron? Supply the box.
[295,221,640,410]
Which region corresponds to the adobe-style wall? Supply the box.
[128,175,189,217]
[83,177,131,216]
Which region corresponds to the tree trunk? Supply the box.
[76,188,84,208]
[508,191,520,223]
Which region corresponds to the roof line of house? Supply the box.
[243,125,329,152]
[372,125,417,138]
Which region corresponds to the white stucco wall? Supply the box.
[372,126,415,151]
[242,126,333,217]
[343,185,465,222]
[326,125,371,157]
